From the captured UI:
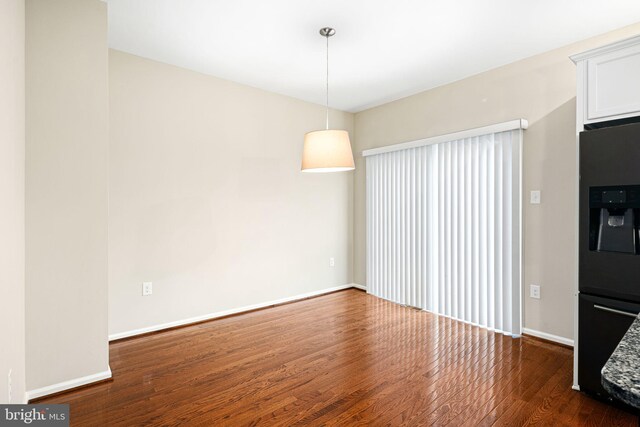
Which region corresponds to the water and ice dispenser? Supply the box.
[588,185,640,254]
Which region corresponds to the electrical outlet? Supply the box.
[329,257,335,267]
[8,369,12,403]
[530,284,541,299]
[530,190,541,204]
[142,282,153,296]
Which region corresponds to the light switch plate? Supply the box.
[530,190,541,204]
[329,257,335,267]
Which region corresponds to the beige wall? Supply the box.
[108,50,354,336]
[26,0,109,391]
[0,0,26,404]
[354,23,640,341]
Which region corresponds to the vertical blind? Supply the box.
[365,124,523,336]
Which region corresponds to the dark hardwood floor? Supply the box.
[37,289,637,426]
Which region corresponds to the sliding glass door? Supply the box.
[365,124,523,336]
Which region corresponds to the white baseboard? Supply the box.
[26,366,112,401]
[109,284,361,341]
[522,327,574,347]
[352,283,367,291]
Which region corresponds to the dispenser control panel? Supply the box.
[590,185,640,208]
[601,190,626,204]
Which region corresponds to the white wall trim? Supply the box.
[361,119,528,157]
[351,283,367,291]
[26,367,112,401]
[109,284,361,341]
[522,327,574,347]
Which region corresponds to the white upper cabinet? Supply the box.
[572,35,640,124]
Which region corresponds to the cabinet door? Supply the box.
[587,44,640,121]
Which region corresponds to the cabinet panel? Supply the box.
[587,44,640,121]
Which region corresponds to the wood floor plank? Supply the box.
[35,289,638,426]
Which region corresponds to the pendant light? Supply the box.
[301,27,355,173]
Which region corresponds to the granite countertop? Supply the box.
[602,312,640,409]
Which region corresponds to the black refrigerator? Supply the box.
[578,122,640,398]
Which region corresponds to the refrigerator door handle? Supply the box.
[594,304,638,319]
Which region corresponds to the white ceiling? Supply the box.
[107,0,640,112]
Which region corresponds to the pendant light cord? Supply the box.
[325,34,330,130]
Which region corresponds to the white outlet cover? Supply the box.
[142,282,153,296]
[329,257,335,267]
[530,190,541,204]
[530,284,541,299]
